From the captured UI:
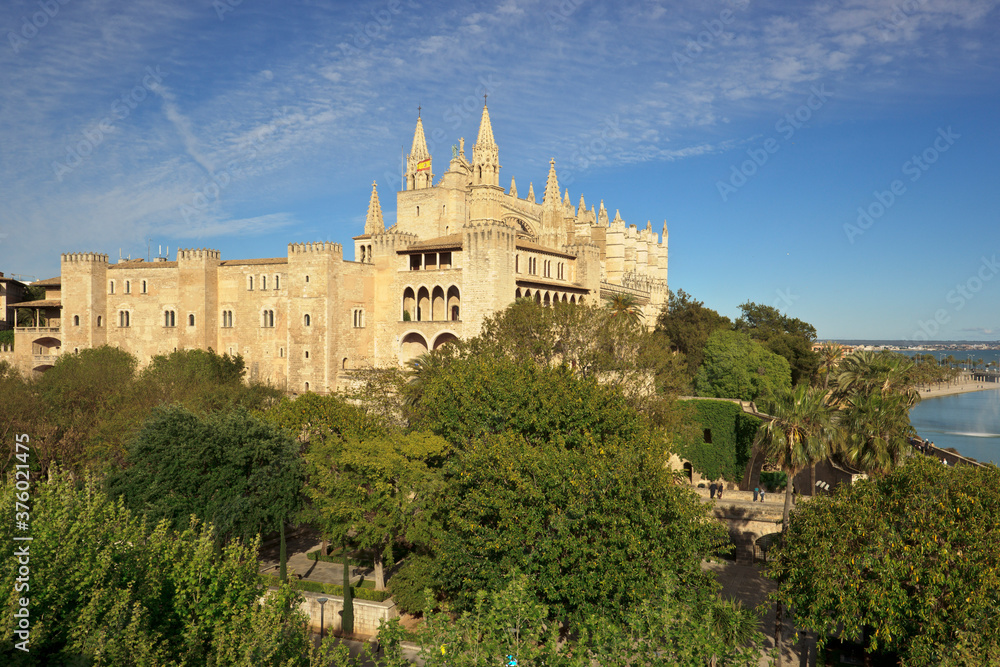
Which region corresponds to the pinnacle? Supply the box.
[510,177,518,198]
[475,103,496,151]
[527,182,536,203]
[410,116,430,160]
[543,159,560,207]
[365,181,384,235]
[563,189,571,207]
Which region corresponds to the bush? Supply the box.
[759,471,787,492]
[387,555,440,614]
[676,400,760,482]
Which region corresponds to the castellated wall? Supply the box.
[461,223,516,338]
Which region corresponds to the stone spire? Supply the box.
[509,177,518,198]
[364,181,384,235]
[598,200,609,226]
[527,182,535,203]
[578,194,586,216]
[472,102,499,186]
[646,220,652,232]
[405,114,433,190]
[563,189,571,206]
[613,209,624,226]
[542,159,560,207]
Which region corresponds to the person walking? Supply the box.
[753,486,759,502]
[717,485,724,500]
[760,488,766,502]
[709,482,717,499]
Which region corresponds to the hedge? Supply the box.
[261,574,392,602]
[307,549,367,567]
[677,399,760,482]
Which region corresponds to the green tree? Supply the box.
[770,457,1000,665]
[694,329,791,404]
[302,431,448,590]
[106,405,304,546]
[735,301,819,386]
[605,292,644,329]
[435,430,726,623]
[655,288,733,381]
[816,341,844,390]
[0,471,328,666]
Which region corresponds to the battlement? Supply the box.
[563,243,600,258]
[177,248,221,260]
[61,252,109,264]
[287,241,343,255]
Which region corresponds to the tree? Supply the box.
[816,341,844,390]
[754,385,836,530]
[435,430,728,624]
[605,292,644,329]
[655,289,732,380]
[695,329,791,404]
[0,471,331,666]
[106,405,304,546]
[770,457,1000,665]
[735,301,819,386]
[302,431,448,591]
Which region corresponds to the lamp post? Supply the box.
[317,597,329,640]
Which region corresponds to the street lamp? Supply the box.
[317,597,329,640]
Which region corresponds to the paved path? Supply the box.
[259,528,374,586]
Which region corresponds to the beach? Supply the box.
[918,379,1000,399]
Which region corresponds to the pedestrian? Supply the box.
[709,482,717,499]
[753,486,759,502]
[717,485,724,500]
[760,488,766,502]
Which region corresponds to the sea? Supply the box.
[886,348,1000,465]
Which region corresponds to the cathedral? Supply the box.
[6,103,669,393]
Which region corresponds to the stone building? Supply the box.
[8,103,669,392]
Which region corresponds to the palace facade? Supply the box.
[6,103,668,392]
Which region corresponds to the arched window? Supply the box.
[97,316,103,327]
[447,285,461,321]
[279,347,285,358]
[119,311,130,327]
[304,314,311,327]
[304,350,310,359]
[248,275,254,290]
[305,275,310,282]
[275,275,280,289]
[342,358,348,369]
[188,314,195,326]
[141,280,147,293]
[515,255,520,273]
[304,382,310,391]
[109,280,115,294]
[164,310,175,327]
[262,275,267,290]
[125,280,131,294]
[73,315,80,326]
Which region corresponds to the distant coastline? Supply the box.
[918,379,1000,400]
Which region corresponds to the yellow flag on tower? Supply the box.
[417,159,431,171]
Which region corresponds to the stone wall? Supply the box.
[293,590,398,638]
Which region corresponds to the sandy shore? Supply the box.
[918,379,1000,399]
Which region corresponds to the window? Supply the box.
[516,255,520,273]
[279,347,285,358]
[221,310,233,328]
[262,310,274,327]
[141,280,147,293]
[248,276,254,290]
[119,311,130,327]
[188,314,195,326]
[416,205,420,216]
[304,350,310,359]
[304,314,311,327]
[125,280,131,294]
[305,275,310,283]
[304,382,310,391]
[109,281,115,294]
[704,429,713,444]
[274,275,280,289]
[73,315,80,326]
[164,310,175,327]
[262,275,267,290]
[352,308,365,328]
[97,316,102,327]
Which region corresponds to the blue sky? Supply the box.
[1,0,998,341]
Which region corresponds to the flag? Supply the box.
[417,159,431,171]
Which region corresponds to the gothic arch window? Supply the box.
[109,280,115,294]
[402,287,415,320]
[188,314,195,326]
[248,275,254,290]
[119,310,130,327]
[432,286,445,321]
[417,286,430,322]
[73,315,80,326]
[304,314,311,327]
[261,275,267,290]
[125,280,131,294]
[274,275,280,289]
[164,310,175,327]
[447,285,460,321]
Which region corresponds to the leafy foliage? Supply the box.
[0,471,330,666]
[694,329,791,403]
[435,430,726,623]
[677,399,761,482]
[734,301,819,386]
[771,456,1000,665]
[106,405,304,544]
[655,288,733,382]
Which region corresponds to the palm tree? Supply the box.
[606,292,644,329]
[817,341,844,390]
[755,384,837,530]
[837,390,915,474]
[832,350,919,408]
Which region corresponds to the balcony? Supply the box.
[15,326,61,333]
[32,354,60,365]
